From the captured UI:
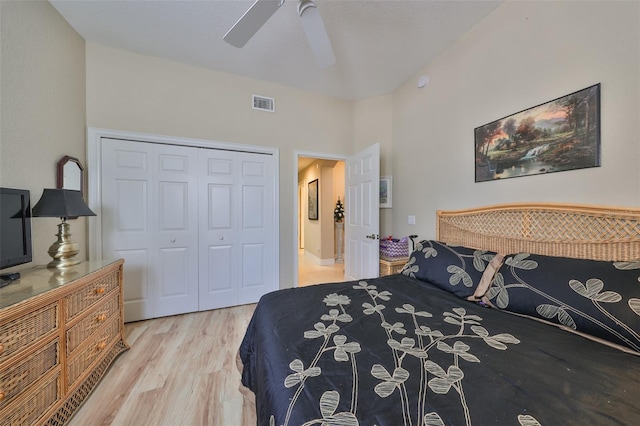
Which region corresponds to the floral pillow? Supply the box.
[482,253,640,352]
[401,240,501,299]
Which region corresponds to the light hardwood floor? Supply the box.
[70,257,340,425]
[69,304,257,426]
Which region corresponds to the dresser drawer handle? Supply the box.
[96,341,107,351]
[0,390,5,402]
[94,287,105,295]
[96,313,107,322]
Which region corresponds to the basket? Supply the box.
[379,238,409,261]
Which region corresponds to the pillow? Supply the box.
[481,253,640,352]
[401,240,501,299]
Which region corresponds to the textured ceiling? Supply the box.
[50,0,502,101]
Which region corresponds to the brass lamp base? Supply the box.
[47,220,81,269]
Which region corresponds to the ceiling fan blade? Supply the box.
[298,1,336,69]
[223,0,284,48]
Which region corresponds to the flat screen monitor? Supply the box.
[0,187,33,269]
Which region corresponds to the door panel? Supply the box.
[115,180,147,231]
[206,245,234,291]
[199,150,240,310]
[362,180,374,226]
[153,145,199,318]
[347,239,360,279]
[102,139,199,322]
[208,185,233,228]
[242,243,264,287]
[237,153,276,305]
[159,182,188,230]
[199,151,276,309]
[102,141,154,322]
[345,143,380,280]
[159,247,189,296]
[243,186,264,228]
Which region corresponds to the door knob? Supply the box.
[366,234,379,240]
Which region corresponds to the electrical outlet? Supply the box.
[408,215,416,225]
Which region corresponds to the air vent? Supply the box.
[252,95,275,112]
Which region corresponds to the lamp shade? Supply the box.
[32,189,96,218]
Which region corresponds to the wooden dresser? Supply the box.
[0,259,128,426]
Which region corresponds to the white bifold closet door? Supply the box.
[100,138,276,322]
[198,149,276,311]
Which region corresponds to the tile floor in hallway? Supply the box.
[297,249,345,287]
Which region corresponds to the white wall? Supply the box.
[353,94,394,236]
[390,0,640,241]
[0,1,86,271]
[85,44,355,287]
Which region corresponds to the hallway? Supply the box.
[298,249,345,287]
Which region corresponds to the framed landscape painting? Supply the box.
[475,84,601,182]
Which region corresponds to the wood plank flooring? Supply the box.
[70,258,339,425]
[69,304,257,426]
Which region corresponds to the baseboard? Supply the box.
[304,250,336,266]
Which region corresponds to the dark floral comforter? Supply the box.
[239,274,640,426]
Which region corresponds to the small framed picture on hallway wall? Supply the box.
[308,179,318,220]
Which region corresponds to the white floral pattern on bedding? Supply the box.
[401,240,497,299]
[485,254,640,352]
[240,273,640,425]
[276,281,525,426]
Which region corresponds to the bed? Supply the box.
[239,203,640,425]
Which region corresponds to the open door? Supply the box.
[345,143,380,280]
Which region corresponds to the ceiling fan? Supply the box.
[223,0,336,69]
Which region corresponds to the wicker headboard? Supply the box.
[436,203,640,261]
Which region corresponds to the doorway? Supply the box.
[294,144,381,287]
[296,154,345,287]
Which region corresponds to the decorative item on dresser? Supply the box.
[0,259,127,426]
[31,189,96,270]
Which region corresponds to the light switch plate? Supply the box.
[408,215,416,225]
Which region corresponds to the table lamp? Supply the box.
[32,189,96,269]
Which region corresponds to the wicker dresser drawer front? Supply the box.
[0,304,58,364]
[64,270,119,320]
[66,293,120,355]
[67,317,120,388]
[0,370,60,426]
[0,340,59,411]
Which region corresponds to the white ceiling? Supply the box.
[50,0,502,101]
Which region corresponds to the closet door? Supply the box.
[101,139,199,322]
[198,151,276,310]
